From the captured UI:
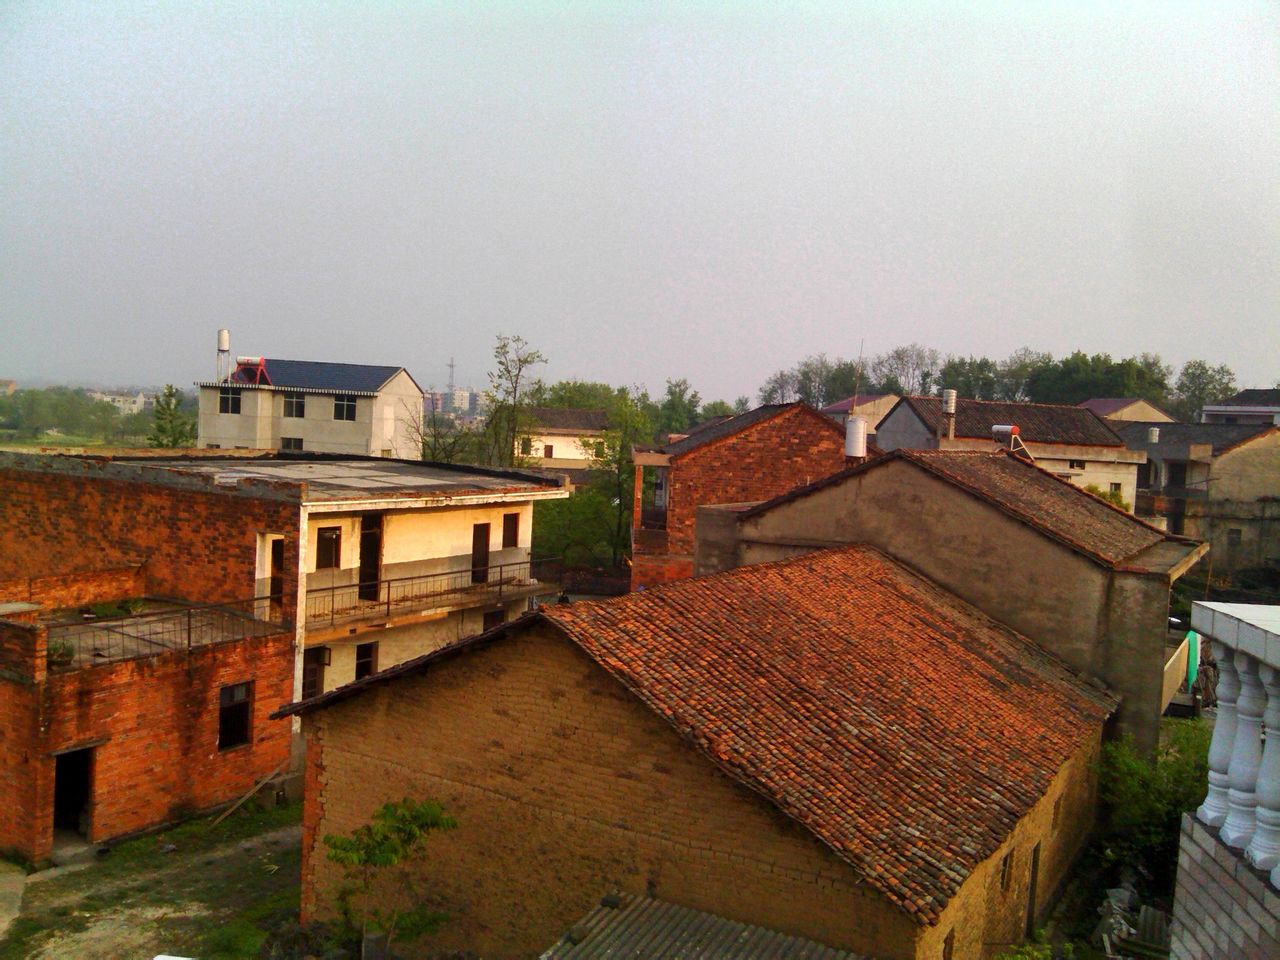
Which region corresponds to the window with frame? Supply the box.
[316,527,341,569]
[333,394,357,421]
[1068,459,1086,470]
[543,444,554,459]
[283,393,306,418]
[218,682,252,750]
[999,851,1013,890]
[218,387,241,414]
[520,437,533,456]
[355,641,378,681]
[1109,482,1122,495]
[502,512,520,549]
[281,437,303,451]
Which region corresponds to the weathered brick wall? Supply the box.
[299,623,1102,959]
[632,407,845,589]
[2,629,294,864]
[1171,813,1280,959]
[0,464,300,604]
[0,567,146,608]
[0,664,39,861]
[0,620,43,682]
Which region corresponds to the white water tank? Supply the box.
[217,328,230,352]
[942,389,957,414]
[845,416,868,458]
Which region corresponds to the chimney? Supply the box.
[941,389,957,441]
[845,415,868,465]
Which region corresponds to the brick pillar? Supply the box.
[632,464,644,531]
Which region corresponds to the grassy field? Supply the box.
[0,802,302,960]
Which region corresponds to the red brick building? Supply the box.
[0,450,564,864]
[630,404,846,589]
[283,547,1116,959]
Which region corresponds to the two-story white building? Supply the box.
[196,356,424,458]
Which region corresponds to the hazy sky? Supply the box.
[2,2,1277,400]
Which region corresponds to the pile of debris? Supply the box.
[1092,873,1171,959]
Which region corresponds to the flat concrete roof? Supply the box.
[1192,602,1280,669]
[136,457,564,501]
[0,451,567,506]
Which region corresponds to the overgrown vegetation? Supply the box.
[323,797,457,955]
[1082,483,1130,512]
[1094,719,1211,895]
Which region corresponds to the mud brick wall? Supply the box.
[0,463,300,605]
[297,623,1102,960]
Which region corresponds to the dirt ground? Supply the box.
[0,804,302,960]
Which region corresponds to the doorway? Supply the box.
[269,538,285,615]
[53,748,93,837]
[1025,842,1041,937]
[358,514,383,602]
[472,523,491,584]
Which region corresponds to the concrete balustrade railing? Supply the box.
[1191,602,1280,889]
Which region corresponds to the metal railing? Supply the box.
[45,596,290,671]
[304,558,560,631]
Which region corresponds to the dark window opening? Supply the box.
[594,440,606,458]
[472,523,490,584]
[218,682,252,750]
[543,444,554,458]
[483,609,505,632]
[316,527,341,569]
[334,394,357,421]
[1068,459,1086,470]
[1109,482,1122,495]
[218,387,241,414]
[281,437,303,451]
[502,512,519,549]
[999,851,1012,891]
[283,393,306,418]
[942,929,954,960]
[1053,794,1063,828]
[355,642,378,680]
[302,648,328,699]
[206,443,220,449]
[520,437,532,456]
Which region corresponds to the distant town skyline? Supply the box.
[3,2,1277,401]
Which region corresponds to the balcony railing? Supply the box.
[304,558,560,632]
[1190,601,1280,889]
[1138,485,1209,501]
[45,596,290,671]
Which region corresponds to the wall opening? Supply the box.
[53,748,93,837]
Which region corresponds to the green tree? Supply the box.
[938,355,1000,399]
[323,798,457,953]
[995,347,1052,401]
[525,379,620,411]
[698,399,736,420]
[482,335,546,466]
[147,385,196,447]
[1170,360,1236,421]
[657,378,701,435]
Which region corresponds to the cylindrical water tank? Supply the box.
[845,416,868,458]
[217,328,230,352]
[942,389,957,414]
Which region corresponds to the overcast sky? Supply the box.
[2,2,1277,400]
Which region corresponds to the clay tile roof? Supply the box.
[899,396,1123,447]
[657,403,840,457]
[1214,388,1280,408]
[528,407,610,432]
[540,547,1116,925]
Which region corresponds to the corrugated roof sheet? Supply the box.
[541,547,1117,924]
[896,396,1123,447]
[242,358,408,394]
[541,895,867,959]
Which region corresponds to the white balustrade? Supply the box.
[1246,664,1280,870]
[1198,642,1239,828]
[1221,652,1265,848]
